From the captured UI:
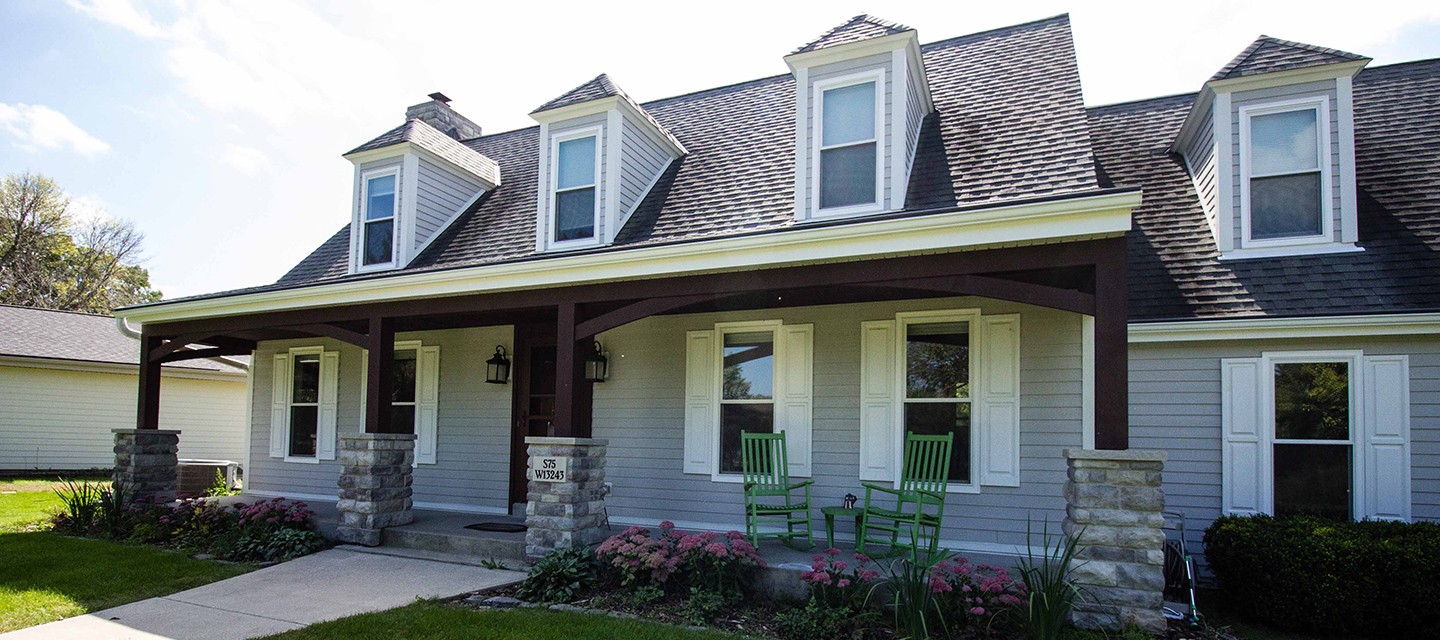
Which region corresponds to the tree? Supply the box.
[0,172,162,313]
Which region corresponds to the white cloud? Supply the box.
[68,194,113,223]
[221,144,269,174]
[64,0,165,39]
[0,103,111,156]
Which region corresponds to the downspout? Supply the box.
[115,316,251,372]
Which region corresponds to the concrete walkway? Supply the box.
[2,547,526,640]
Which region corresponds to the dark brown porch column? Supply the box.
[119,331,178,502]
[363,316,396,434]
[553,302,593,438]
[136,332,163,430]
[1092,236,1129,450]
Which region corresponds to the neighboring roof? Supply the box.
[263,14,1099,291]
[791,14,914,54]
[0,305,247,373]
[533,74,623,114]
[1210,36,1368,81]
[1091,58,1440,321]
[345,118,501,186]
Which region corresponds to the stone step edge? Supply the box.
[336,544,529,573]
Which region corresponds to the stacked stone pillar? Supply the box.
[113,429,180,503]
[524,437,608,561]
[1063,448,1167,634]
[336,433,416,546]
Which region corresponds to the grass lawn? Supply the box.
[0,474,109,531]
[258,601,741,640]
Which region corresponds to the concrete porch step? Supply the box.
[337,544,525,571]
[380,521,527,563]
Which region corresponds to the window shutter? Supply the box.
[1221,358,1268,515]
[859,320,898,482]
[316,351,340,461]
[777,324,814,477]
[978,314,1021,487]
[415,346,441,465]
[1362,355,1410,521]
[270,353,288,458]
[684,330,717,475]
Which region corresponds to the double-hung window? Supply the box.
[902,319,973,486]
[551,131,599,244]
[1271,359,1353,519]
[718,330,776,474]
[1241,100,1329,244]
[815,72,882,213]
[361,171,397,266]
[391,347,419,434]
[359,341,440,465]
[288,352,321,458]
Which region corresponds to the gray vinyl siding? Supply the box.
[1229,80,1343,243]
[904,61,924,182]
[246,327,513,511]
[1129,334,1440,571]
[1179,102,1219,238]
[541,113,609,243]
[617,113,671,224]
[413,156,485,253]
[802,53,894,215]
[593,297,1082,549]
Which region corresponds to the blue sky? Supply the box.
[2,0,1438,299]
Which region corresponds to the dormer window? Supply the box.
[816,73,882,212]
[1242,100,1329,244]
[552,130,600,244]
[361,170,398,267]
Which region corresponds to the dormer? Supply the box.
[784,15,933,222]
[1173,38,1371,260]
[529,74,686,253]
[342,93,501,273]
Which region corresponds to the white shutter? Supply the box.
[1362,355,1410,521]
[978,314,1021,487]
[270,353,289,458]
[684,330,717,475]
[316,351,339,460]
[859,320,898,482]
[1221,358,1268,515]
[777,324,814,477]
[415,346,441,465]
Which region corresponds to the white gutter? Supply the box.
[115,316,250,371]
[1128,312,1440,343]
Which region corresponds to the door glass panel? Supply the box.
[1274,443,1351,519]
[903,403,971,484]
[1274,362,1349,440]
[906,322,970,399]
[722,332,774,400]
[719,404,774,474]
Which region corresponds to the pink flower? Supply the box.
[659,520,675,530]
[929,577,952,593]
[825,547,841,556]
[703,542,729,557]
[1000,594,1021,606]
[858,569,879,581]
[854,553,872,564]
[727,530,744,540]
[837,578,851,588]
[970,607,986,616]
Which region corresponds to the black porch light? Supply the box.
[485,345,511,384]
[584,341,608,383]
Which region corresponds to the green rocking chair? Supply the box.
[857,432,953,561]
[741,430,814,550]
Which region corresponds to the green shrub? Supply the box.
[774,597,857,640]
[1204,514,1440,637]
[518,546,598,604]
[681,586,726,625]
[225,527,327,562]
[52,478,103,534]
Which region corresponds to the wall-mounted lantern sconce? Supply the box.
[485,345,511,384]
[584,341,608,383]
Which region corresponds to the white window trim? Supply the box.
[355,166,401,273]
[545,125,604,252]
[1238,96,1334,250]
[1261,350,1364,518]
[709,320,784,483]
[896,309,982,494]
[810,68,886,219]
[283,346,326,464]
[360,339,439,466]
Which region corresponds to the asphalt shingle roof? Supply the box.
[0,305,247,373]
[533,74,624,113]
[273,14,1100,287]
[344,118,500,184]
[791,14,914,55]
[1091,59,1440,321]
[1210,36,1368,81]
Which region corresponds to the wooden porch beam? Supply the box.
[363,317,396,434]
[573,293,716,340]
[278,323,370,348]
[148,333,218,362]
[882,274,1095,315]
[155,345,254,364]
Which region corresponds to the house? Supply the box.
[0,304,248,473]
[109,13,1439,630]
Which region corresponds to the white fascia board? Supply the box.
[343,142,412,165]
[529,96,622,125]
[0,355,247,381]
[116,190,1139,326]
[784,31,917,72]
[347,141,499,191]
[1205,60,1369,94]
[1129,312,1440,343]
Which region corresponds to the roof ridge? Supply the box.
[790,13,915,55]
[531,73,623,114]
[1210,34,1368,81]
[0,303,115,319]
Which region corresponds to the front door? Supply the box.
[510,327,557,511]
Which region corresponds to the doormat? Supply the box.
[464,522,527,533]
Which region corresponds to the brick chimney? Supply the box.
[404,92,482,140]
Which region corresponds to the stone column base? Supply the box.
[336,433,416,546]
[524,437,608,561]
[1063,448,1168,634]
[113,429,180,504]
